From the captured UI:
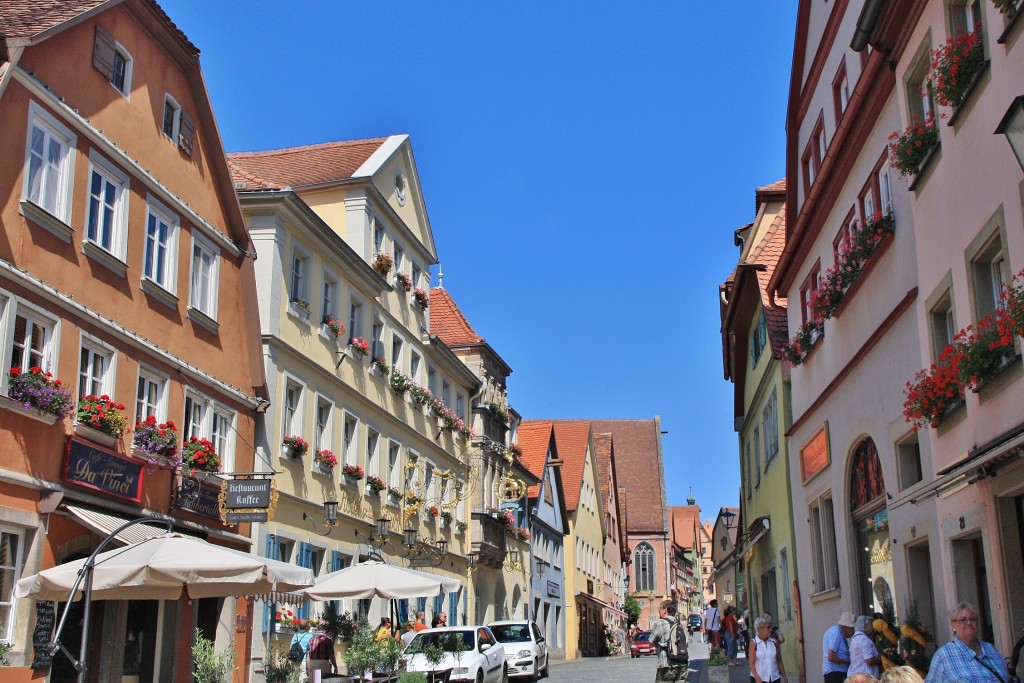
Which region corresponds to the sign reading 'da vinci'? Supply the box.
[63,437,144,502]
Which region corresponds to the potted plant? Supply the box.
[422,640,449,683]
[377,635,403,679]
[342,463,365,481]
[395,272,412,292]
[705,645,729,683]
[75,394,128,445]
[455,521,468,535]
[371,357,391,375]
[343,624,382,680]
[191,628,235,683]
[263,651,298,683]
[398,674,428,683]
[322,314,345,339]
[314,448,338,473]
[283,435,309,458]
[373,253,394,277]
[132,416,180,467]
[350,336,370,357]
[426,505,440,521]
[367,475,387,494]
[507,444,523,459]
[6,366,74,419]
[888,113,939,177]
[440,510,453,527]
[290,299,311,314]
[927,29,985,110]
[409,385,433,407]
[387,485,402,504]
[275,607,298,632]
[389,370,412,397]
[181,437,221,474]
[485,401,509,426]
[413,288,429,310]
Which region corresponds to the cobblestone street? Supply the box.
[545,637,753,683]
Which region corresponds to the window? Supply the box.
[0,526,25,642]
[929,292,956,360]
[162,95,181,141]
[371,317,384,361]
[135,367,167,422]
[833,59,850,122]
[23,103,76,222]
[950,0,984,41]
[181,390,235,469]
[78,338,113,399]
[427,365,438,397]
[744,442,752,500]
[366,428,380,478]
[753,428,761,487]
[394,245,405,275]
[348,296,364,342]
[411,263,422,291]
[970,233,1009,320]
[878,165,893,216]
[391,334,404,372]
[211,408,235,472]
[9,310,54,373]
[441,380,451,408]
[405,450,419,490]
[189,234,219,319]
[762,389,779,465]
[456,392,466,421]
[388,440,401,488]
[85,152,129,255]
[183,393,206,439]
[409,351,422,385]
[835,209,859,260]
[315,397,333,453]
[896,433,923,490]
[143,198,178,291]
[633,543,655,592]
[343,414,359,467]
[810,496,839,592]
[799,263,822,324]
[373,220,386,257]
[93,26,133,96]
[322,270,339,322]
[751,310,767,365]
[802,114,826,194]
[290,244,310,306]
[906,48,934,123]
[282,380,303,440]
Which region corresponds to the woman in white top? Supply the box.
[749,616,788,683]
[848,615,882,678]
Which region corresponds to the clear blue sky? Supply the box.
[162,1,798,521]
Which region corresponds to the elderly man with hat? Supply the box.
[822,611,856,683]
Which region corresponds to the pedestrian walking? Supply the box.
[650,600,688,682]
[849,615,881,679]
[414,610,427,632]
[749,616,787,683]
[375,617,393,642]
[306,622,338,679]
[616,624,626,655]
[290,618,314,683]
[723,606,740,666]
[926,602,1009,683]
[704,599,722,646]
[822,611,856,683]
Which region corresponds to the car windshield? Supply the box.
[635,632,651,642]
[490,625,531,643]
[405,631,475,654]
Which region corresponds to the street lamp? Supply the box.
[996,95,1024,171]
[302,500,340,536]
[354,516,390,550]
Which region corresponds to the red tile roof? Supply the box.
[227,138,389,190]
[590,419,667,535]
[550,421,592,512]
[670,506,702,553]
[746,204,789,354]
[518,421,553,499]
[428,288,485,346]
[0,0,107,39]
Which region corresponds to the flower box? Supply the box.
[366,475,387,495]
[181,436,221,473]
[74,423,118,448]
[76,395,127,442]
[413,288,429,310]
[283,435,309,459]
[322,314,345,339]
[132,416,179,467]
[342,464,365,481]
[372,253,394,277]
[314,448,338,474]
[6,367,74,419]
[387,488,402,506]
[888,115,939,178]
[349,337,370,357]
[288,299,312,322]
[371,358,390,376]
[395,272,412,292]
[0,394,59,425]
[927,30,985,110]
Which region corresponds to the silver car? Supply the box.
[487,620,549,680]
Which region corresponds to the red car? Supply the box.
[630,630,656,657]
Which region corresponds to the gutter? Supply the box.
[851,0,885,51]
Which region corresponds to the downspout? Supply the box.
[0,46,25,102]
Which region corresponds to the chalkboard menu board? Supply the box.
[30,600,55,670]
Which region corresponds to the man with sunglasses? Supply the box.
[926,602,1009,683]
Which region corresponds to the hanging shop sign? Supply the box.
[174,475,222,521]
[220,474,277,525]
[63,436,144,502]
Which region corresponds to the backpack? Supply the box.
[287,639,305,663]
[664,618,688,664]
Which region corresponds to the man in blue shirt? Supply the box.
[821,611,855,683]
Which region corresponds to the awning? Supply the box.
[64,506,182,546]
[574,591,628,618]
[738,517,770,559]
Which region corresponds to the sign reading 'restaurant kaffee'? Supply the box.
[224,478,272,508]
[63,436,144,502]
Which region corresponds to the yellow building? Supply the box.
[719,180,801,680]
[230,136,475,675]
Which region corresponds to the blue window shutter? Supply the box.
[398,599,409,625]
[417,597,426,613]
[448,591,458,626]
[263,534,279,633]
[330,551,344,614]
[433,594,443,620]
[298,542,313,619]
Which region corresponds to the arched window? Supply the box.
[634,543,656,592]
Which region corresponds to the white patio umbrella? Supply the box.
[15,532,314,601]
[303,560,461,600]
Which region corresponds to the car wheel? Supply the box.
[530,657,541,682]
[502,664,509,683]
[476,670,484,683]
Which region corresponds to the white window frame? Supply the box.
[348,295,365,342]
[183,388,235,471]
[366,426,381,479]
[22,101,77,223]
[77,334,115,400]
[321,268,340,323]
[162,94,181,141]
[343,412,359,468]
[0,525,26,644]
[7,303,58,376]
[373,219,386,256]
[188,232,220,319]
[290,242,311,307]
[84,150,129,257]
[387,439,401,489]
[109,41,133,96]
[281,377,305,441]
[142,196,179,293]
[441,380,451,408]
[315,395,334,453]
[394,244,405,275]
[406,449,419,490]
[391,333,405,372]
[455,391,466,421]
[409,350,422,385]
[135,365,168,423]
[809,495,839,593]
[183,390,208,440]
[371,316,385,361]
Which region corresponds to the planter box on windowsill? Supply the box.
[387,492,402,507]
[832,232,895,320]
[314,462,335,478]
[908,142,941,192]
[936,397,967,437]
[320,326,342,346]
[287,301,312,324]
[998,2,1024,44]
[946,60,990,128]
[971,352,1021,396]
[282,444,303,460]
[343,475,363,489]
[0,395,60,425]
[74,423,118,448]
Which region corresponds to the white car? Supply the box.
[487,620,549,680]
[402,626,508,683]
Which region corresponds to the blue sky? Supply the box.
[161,1,799,521]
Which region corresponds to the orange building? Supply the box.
[0,2,267,681]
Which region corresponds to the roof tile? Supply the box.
[227,138,389,190]
[518,421,552,499]
[428,288,485,346]
[549,421,592,512]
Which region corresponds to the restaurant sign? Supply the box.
[174,474,277,525]
[63,437,144,502]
